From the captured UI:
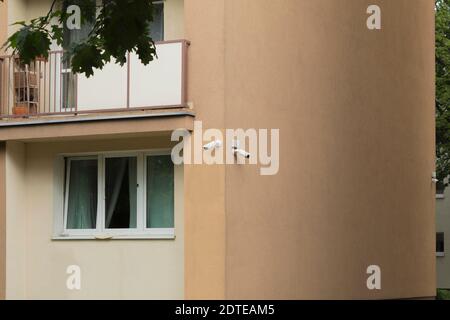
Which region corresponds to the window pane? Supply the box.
[66,159,98,229]
[437,182,445,196]
[149,2,164,41]
[105,157,137,229]
[437,233,445,253]
[147,156,174,228]
[62,0,95,50]
[61,71,76,110]
[62,0,95,109]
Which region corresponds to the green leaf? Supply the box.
[3,0,158,78]
[436,0,450,189]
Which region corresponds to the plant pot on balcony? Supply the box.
[13,103,38,116]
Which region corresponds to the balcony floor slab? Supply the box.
[0,108,195,142]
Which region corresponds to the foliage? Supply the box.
[437,289,450,300]
[2,0,157,77]
[436,0,450,190]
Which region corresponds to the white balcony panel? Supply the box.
[77,61,128,111]
[129,42,183,108]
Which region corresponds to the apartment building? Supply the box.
[0,0,436,300]
[437,185,450,289]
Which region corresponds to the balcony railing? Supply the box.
[0,40,189,119]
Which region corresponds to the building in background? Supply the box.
[437,183,450,289]
[0,0,436,299]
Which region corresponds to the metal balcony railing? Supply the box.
[0,40,189,119]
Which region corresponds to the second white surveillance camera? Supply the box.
[231,141,250,159]
[203,140,223,151]
[235,149,250,159]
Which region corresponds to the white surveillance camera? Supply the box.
[203,140,223,151]
[231,141,250,159]
[235,149,250,159]
[432,172,439,184]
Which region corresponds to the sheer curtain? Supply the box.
[147,156,174,228]
[67,159,98,229]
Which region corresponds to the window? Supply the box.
[58,151,175,239]
[437,182,445,199]
[437,232,445,257]
[150,1,165,42]
[61,0,96,110]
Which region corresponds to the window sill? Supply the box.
[52,234,176,241]
[437,252,445,257]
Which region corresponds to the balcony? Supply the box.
[0,40,189,120]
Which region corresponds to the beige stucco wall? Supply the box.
[183,0,227,299]
[0,142,6,299]
[7,0,26,36]
[165,0,184,40]
[222,0,436,299]
[0,0,7,54]
[437,189,450,289]
[0,0,7,117]
[184,0,436,299]
[5,137,184,299]
[24,0,51,21]
[5,142,26,299]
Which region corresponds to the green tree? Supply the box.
[1,0,157,77]
[436,0,450,191]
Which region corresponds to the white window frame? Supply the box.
[54,149,175,240]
